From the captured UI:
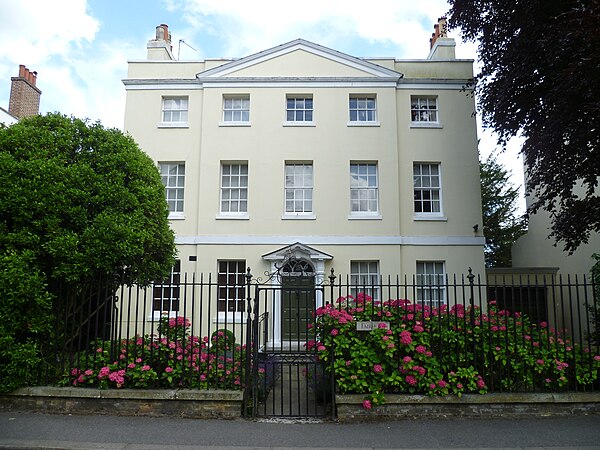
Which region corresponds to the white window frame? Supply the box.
[221,95,250,125]
[216,260,247,323]
[350,261,380,301]
[413,162,445,220]
[284,163,314,218]
[159,162,185,219]
[285,95,314,125]
[410,96,442,128]
[349,162,380,219]
[416,261,446,306]
[348,95,378,125]
[218,163,248,218]
[152,260,181,318]
[160,97,188,127]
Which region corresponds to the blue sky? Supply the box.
[0,0,523,193]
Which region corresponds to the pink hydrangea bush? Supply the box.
[65,316,246,390]
[314,294,600,409]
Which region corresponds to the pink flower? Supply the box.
[437,380,447,388]
[536,359,544,365]
[258,368,266,374]
[456,383,463,389]
[70,368,80,376]
[413,325,424,333]
[165,366,173,373]
[378,323,388,329]
[429,383,436,390]
[415,345,426,354]
[415,366,426,376]
[594,355,600,361]
[317,345,326,352]
[403,356,412,363]
[373,364,383,373]
[400,330,412,345]
[346,360,352,366]
[387,343,395,349]
[136,358,142,363]
[405,375,417,386]
[141,365,151,371]
[84,369,93,376]
[330,328,339,336]
[476,379,486,389]
[96,348,103,353]
[362,400,372,409]
[127,363,136,369]
[98,366,110,379]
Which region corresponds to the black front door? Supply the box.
[281,275,315,342]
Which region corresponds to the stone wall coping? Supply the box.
[7,387,243,401]
[336,392,600,404]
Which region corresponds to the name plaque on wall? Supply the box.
[355,321,390,331]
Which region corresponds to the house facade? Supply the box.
[122,22,485,331]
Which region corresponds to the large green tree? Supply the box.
[448,0,600,253]
[0,113,176,390]
[480,154,527,267]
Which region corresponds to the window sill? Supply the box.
[348,213,382,220]
[168,213,185,220]
[213,312,246,325]
[219,122,251,127]
[410,122,443,129]
[216,213,249,220]
[282,213,316,220]
[413,214,447,221]
[347,122,380,127]
[283,122,316,127]
[158,122,189,128]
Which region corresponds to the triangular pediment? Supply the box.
[197,39,402,81]
[262,242,333,261]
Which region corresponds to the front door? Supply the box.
[281,275,315,342]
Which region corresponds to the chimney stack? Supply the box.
[147,24,175,61]
[429,17,448,49]
[427,17,455,60]
[9,64,41,119]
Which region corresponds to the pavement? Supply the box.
[1,411,600,450]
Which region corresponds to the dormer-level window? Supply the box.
[162,97,188,124]
[286,96,313,123]
[223,96,250,123]
[411,96,438,123]
[349,95,377,123]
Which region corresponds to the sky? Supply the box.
[0,0,524,195]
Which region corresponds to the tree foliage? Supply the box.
[480,154,527,267]
[0,113,175,285]
[448,0,600,252]
[0,113,176,391]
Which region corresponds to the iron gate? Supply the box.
[245,277,334,418]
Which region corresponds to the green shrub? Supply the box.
[0,251,53,392]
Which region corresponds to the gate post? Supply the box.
[243,267,253,418]
[328,268,337,421]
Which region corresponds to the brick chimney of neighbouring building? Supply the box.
[8,65,42,119]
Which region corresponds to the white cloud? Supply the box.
[173,0,453,58]
[0,0,99,63]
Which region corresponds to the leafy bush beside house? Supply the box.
[0,113,176,392]
[314,294,600,408]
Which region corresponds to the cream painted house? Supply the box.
[122,22,485,334]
